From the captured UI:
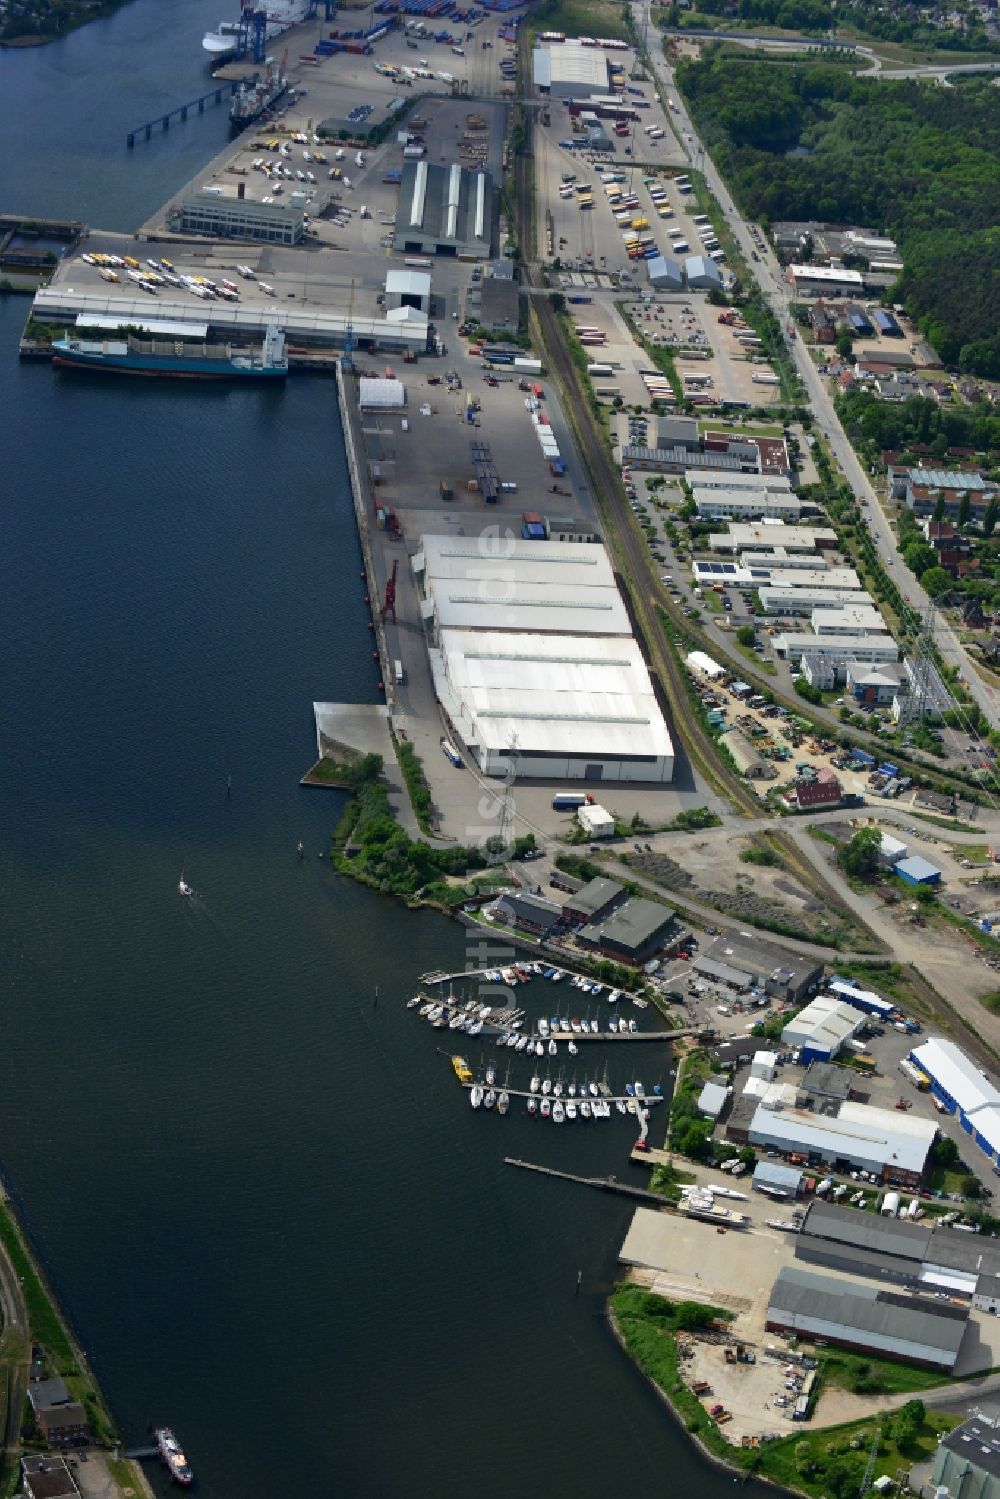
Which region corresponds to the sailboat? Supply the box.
[552,1099,566,1124]
[470,1084,484,1110]
[178,873,193,897]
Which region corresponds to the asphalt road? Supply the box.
[634,6,1000,733]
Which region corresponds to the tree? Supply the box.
[838,824,882,880]
[962,1174,982,1199]
[736,625,756,647]
[959,491,972,528]
[674,1117,713,1158]
[836,330,854,360]
[675,1301,715,1330]
[921,565,952,600]
[933,1134,960,1169]
[550,292,566,314]
[933,494,947,525]
[984,497,1000,538]
[892,1399,925,1450]
[903,541,938,578]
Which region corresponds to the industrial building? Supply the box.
[384,267,431,313]
[532,41,611,98]
[415,538,674,782]
[647,254,685,291]
[766,1265,967,1371]
[488,890,563,936]
[394,160,495,259]
[776,633,900,675]
[757,587,873,617]
[709,523,838,554]
[796,1199,1000,1303]
[692,935,822,1002]
[895,856,941,887]
[753,1161,803,1197]
[781,994,863,1062]
[166,189,308,244]
[477,276,520,334]
[748,1100,937,1185]
[414,536,629,636]
[810,604,889,637]
[577,895,678,965]
[693,490,802,522]
[909,1038,1000,1163]
[826,977,896,1023]
[685,254,723,290]
[932,1414,1000,1499]
[561,876,624,925]
[698,1076,730,1119]
[690,473,793,494]
[786,265,866,298]
[845,662,903,707]
[621,446,746,477]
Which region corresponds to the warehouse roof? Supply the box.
[580,896,675,953]
[686,650,725,678]
[751,1103,935,1176]
[910,1038,1000,1154]
[754,1161,803,1192]
[699,1079,729,1118]
[896,856,941,882]
[417,536,616,590]
[802,1200,931,1258]
[788,265,865,286]
[907,468,992,491]
[536,41,610,88]
[433,630,673,760]
[700,934,822,990]
[768,1266,967,1360]
[938,1417,1000,1481]
[74,313,210,338]
[564,876,624,918]
[396,159,493,253]
[694,490,801,513]
[426,582,630,636]
[802,1061,854,1101]
[385,267,431,299]
[783,995,861,1050]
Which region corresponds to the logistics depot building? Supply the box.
[414,535,674,782]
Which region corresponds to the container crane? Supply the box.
[380,560,398,625]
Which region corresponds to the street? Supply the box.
[631,5,1000,732]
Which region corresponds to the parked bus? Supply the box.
[441,739,462,767]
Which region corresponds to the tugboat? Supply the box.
[154,1428,193,1487]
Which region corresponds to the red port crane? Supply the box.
[380,559,398,625]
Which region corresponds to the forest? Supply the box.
[676,54,1000,375]
[659,0,998,50]
[0,0,128,41]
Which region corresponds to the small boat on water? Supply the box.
[553,1079,563,1099]
[485,1062,497,1086]
[629,1018,638,1033]
[589,1081,599,1098]
[553,1099,566,1124]
[155,1428,193,1488]
[535,1040,544,1057]
[451,1056,473,1084]
[566,1100,577,1121]
[540,1098,552,1118]
[616,1100,627,1115]
[529,1074,541,1094]
[527,1096,538,1115]
[568,1041,578,1056]
[484,1088,496,1110]
[589,1017,599,1034]
[538,1017,549,1038]
[406,995,421,1008]
[470,1084,483,1110]
[497,1090,509,1116]
[548,1039,557,1057]
[580,1099,592,1119]
[178,875,193,897]
[541,1077,552,1096]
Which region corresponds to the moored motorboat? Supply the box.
[470,1084,483,1109]
[484,1088,496,1110]
[497,1090,509,1116]
[540,1098,552,1118]
[553,1099,566,1124]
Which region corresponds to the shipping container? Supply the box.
[552,793,587,809]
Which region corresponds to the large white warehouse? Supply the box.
[416,536,674,783]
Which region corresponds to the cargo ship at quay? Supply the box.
[52,326,288,380]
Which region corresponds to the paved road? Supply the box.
[0,1210,29,1480]
[634,7,1000,733]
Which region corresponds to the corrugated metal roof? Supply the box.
[751,1102,934,1175]
[768,1266,967,1359]
[753,1161,802,1190]
[74,314,210,338]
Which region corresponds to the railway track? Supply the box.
[512,109,757,815]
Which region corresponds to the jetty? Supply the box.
[126,83,240,146]
[504,1158,668,1207]
[464,1082,665,1108]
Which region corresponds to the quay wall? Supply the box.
[335,362,398,717]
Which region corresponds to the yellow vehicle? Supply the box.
[123,256,140,269]
[631,216,649,231]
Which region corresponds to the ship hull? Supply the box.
[53,351,286,380]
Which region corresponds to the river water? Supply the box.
[1,7,765,1495]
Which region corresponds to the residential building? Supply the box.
[36,1404,89,1447]
[766,1265,967,1370]
[810,304,836,344]
[891,466,997,521]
